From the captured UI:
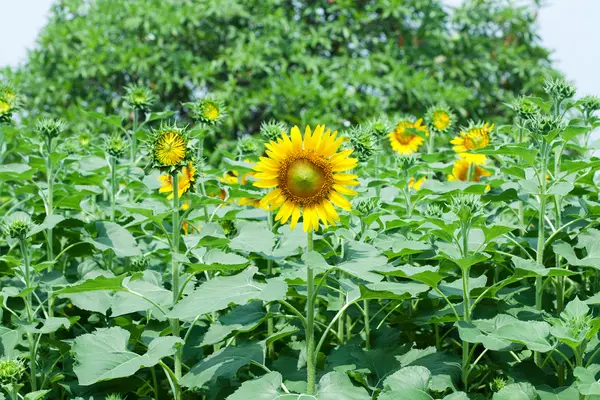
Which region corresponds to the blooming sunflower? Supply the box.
[388,118,428,155]
[451,122,493,164]
[254,125,359,232]
[448,159,491,182]
[158,162,196,199]
[151,125,191,170]
[408,177,426,190]
[425,105,455,134]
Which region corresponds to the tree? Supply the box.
[5,0,556,136]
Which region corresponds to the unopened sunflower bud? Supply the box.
[347,125,378,162]
[424,204,444,218]
[185,98,225,125]
[237,134,261,156]
[510,96,540,121]
[544,78,576,103]
[3,212,33,240]
[124,84,155,111]
[0,94,17,124]
[130,255,150,272]
[396,153,417,171]
[526,114,562,136]
[425,105,455,134]
[366,117,392,138]
[355,197,379,216]
[36,118,66,141]
[79,132,91,147]
[104,134,127,158]
[0,358,25,384]
[450,194,481,223]
[260,120,287,142]
[105,394,124,400]
[580,95,600,115]
[490,377,507,392]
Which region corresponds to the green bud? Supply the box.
[490,377,507,392]
[526,114,562,136]
[36,117,66,141]
[105,394,124,400]
[450,194,481,223]
[260,120,287,142]
[424,204,444,218]
[129,255,150,272]
[237,134,262,156]
[0,358,25,384]
[366,117,392,138]
[3,212,33,240]
[580,95,600,115]
[185,98,225,125]
[510,96,540,121]
[425,104,456,134]
[544,78,576,102]
[104,134,128,158]
[346,125,378,162]
[124,84,155,111]
[355,197,379,216]
[396,153,417,171]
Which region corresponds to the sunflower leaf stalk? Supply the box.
[170,171,182,398]
[305,230,316,395]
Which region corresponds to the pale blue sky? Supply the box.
[0,0,599,96]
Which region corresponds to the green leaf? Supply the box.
[536,385,579,400]
[88,221,141,257]
[337,241,387,283]
[376,265,445,288]
[111,271,171,320]
[168,267,287,321]
[23,390,51,400]
[202,301,266,346]
[361,282,429,300]
[190,248,250,273]
[317,371,371,400]
[493,321,553,352]
[56,274,126,294]
[0,326,20,358]
[181,342,265,389]
[72,327,182,385]
[379,366,433,400]
[226,372,300,400]
[229,221,275,254]
[493,382,539,400]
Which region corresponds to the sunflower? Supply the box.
[448,159,491,182]
[254,125,359,232]
[186,98,225,125]
[388,118,428,154]
[408,177,426,190]
[158,162,196,199]
[151,126,190,169]
[220,168,266,209]
[425,105,455,134]
[451,122,493,164]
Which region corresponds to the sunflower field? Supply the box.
[1,1,600,400]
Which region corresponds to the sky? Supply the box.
[0,0,599,96]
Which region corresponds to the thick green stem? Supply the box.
[306,231,316,395]
[534,144,548,366]
[45,141,54,262]
[169,172,182,399]
[267,211,275,358]
[428,130,435,154]
[363,300,371,349]
[460,223,471,389]
[110,156,117,222]
[20,240,37,391]
[131,109,138,166]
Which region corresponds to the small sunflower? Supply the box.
[151,125,191,170]
[408,177,426,191]
[254,125,359,232]
[388,118,428,155]
[158,162,196,199]
[124,84,155,111]
[425,105,455,134]
[0,95,16,124]
[186,98,225,125]
[451,122,493,164]
[448,159,491,182]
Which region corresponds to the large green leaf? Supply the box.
[227,372,301,400]
[72,327,182,385]
[317,371,370,400]
[87,221,141,257]
[229,221,276,254]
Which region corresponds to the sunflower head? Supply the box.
[367,117,392,138]
[448,159,491,183]
[424,203,444,218]
[425,105,455,134]
[36,118,67,143]
[260,120,288,142]
[124,84,155,111]
[254,125,359,232]
[3,212,33,241]
[0,94,17,124]
[346,125,378,162]
[151,124,192,171]
[544,77,576,103]
[105,134,128,158]
[490,377,507,392]
[580,95,600,116]
[451,122,493,164]
[0,358,25,384]
[388,117,428,155]
[186,98,225,125]
[510,96,540,121]
[158,161,196,200]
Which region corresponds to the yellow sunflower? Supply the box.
[450,123,493,164]
[153,129,188,167]
[388,118,429,154]
[253,125,359,232]
[158,162,196,199]
[448,159,491,182]
[408,177,426,190]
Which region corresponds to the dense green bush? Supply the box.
[5,0,555,136]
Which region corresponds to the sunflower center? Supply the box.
[395,131,416,145]
[464,129,489,149]
[286,159,325,197]
[433,112,450,130]
[206,105,219,120]
[0,101,9,113]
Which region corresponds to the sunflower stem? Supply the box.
[170,171,182,399]
[363,300,371,349]
[45,136,54,263]
[306,230,316,395]
[534,140,548,367]
[267,210,275,359]
[19,239,37,392]
[131,109,138,167]
[110,156,117,222]
[428,130,435,154]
